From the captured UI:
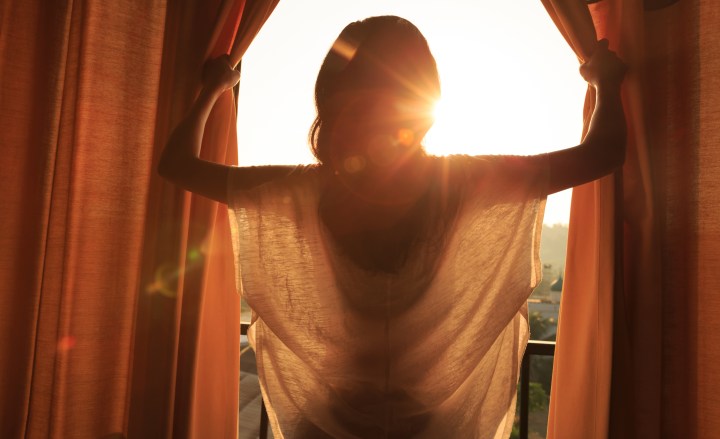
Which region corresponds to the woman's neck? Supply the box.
[324,150,432,206]
[319,154,436,235]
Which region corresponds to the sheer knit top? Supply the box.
[228,154,548,439]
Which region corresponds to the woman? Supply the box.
[159,15,625,439]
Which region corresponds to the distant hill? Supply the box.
[539,224,568,278]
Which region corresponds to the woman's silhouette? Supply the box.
[159,15,625,439]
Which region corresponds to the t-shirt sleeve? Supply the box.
[450,153,550,204]
[226,165,303,213]
[444,153,549,308]
[225,164,320,299]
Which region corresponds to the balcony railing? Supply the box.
[519,340,556,439]
[241,323,270,439]
[241,323,555,439]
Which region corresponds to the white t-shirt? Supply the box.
[228,154,548,439]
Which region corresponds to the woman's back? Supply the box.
[318,155,452,273]
[227,154,548,438]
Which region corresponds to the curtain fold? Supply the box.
[539,2,617,438]
[0,1,278,438]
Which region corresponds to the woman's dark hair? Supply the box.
[309,16,441,165]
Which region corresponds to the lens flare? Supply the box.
[343,155,366,173]
[396,128,415,147]
[367,134,400,166]
[146,263,177,299]
[58,336,76,352]
[331,36,361,69]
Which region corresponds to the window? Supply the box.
[237,2,584,437]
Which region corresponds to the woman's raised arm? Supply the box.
[544,39,628,195]
[157,56,292,204]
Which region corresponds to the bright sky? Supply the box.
[237,1,588,225]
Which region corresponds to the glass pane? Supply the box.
[529,223,568,341]
[241,297,252,324]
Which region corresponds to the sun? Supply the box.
[423,93,494,157]
[421,79,539,158]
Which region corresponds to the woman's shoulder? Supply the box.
[227,163,321,191]
[424,154,496,181]
[226,163,323,212]
[425,153,550,201]
[430,153,548,179]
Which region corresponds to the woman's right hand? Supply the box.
[202,55,241,94]
[579,39,627,88]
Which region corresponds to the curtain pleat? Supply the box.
[0,1,277,438]
[604,2,661,436]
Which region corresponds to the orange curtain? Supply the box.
[545,0,720,437]
[0,1,167,436]
[0,1,278,437]
[128,2,278,437]
[539,2,614,437]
